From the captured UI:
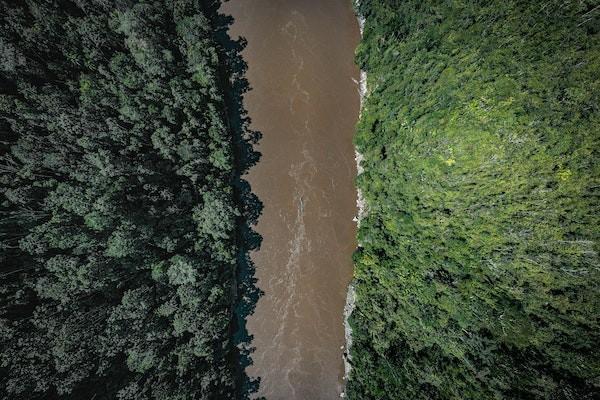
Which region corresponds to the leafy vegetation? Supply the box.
[0,1,253,399]
[349,0,600,399]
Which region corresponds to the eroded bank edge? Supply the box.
[342,2,367,397]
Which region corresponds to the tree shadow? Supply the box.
[203,1,264,399]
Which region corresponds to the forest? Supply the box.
[348,0,599,399]
[2,0,599,399]
[0,0,258,399]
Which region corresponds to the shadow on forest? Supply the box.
[204,1,264,398]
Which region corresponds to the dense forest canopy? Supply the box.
[0,0,248,399]
[2,0,600,399]
[349,0,599,399]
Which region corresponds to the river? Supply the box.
[221,1,361,399]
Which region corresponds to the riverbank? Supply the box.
[341,3,367,397]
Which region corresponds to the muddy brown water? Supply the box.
[221,1,361,399]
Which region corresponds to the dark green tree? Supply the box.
[0,1,252,399]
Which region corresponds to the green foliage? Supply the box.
[0,1,242,399]
[349,0,600,399]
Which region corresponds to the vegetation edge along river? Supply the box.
[342,0,367,392]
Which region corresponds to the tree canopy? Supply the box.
[0,1,244,398]
[349,0,600,399]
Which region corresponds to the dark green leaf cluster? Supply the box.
[0,1,241,399]
[349,0,599,399]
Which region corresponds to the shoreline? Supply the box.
[341,3,367,397]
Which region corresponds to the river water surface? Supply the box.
[221,1,360,398]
